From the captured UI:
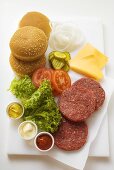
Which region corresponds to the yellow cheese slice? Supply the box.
[74,43,108,69]
[69,58,103,80]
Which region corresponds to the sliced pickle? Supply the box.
[54,51,66,60]
[62,64,70,72]
[48,51,55,60]
[52,58,65,69]
[48,51,71,71]
[64,52,71,61]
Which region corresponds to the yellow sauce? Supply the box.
[7,102,23,118]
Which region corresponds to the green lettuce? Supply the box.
[9,75,36,100]
[23,80,53,109]
[23,98,61,133]
[9,76,62,133]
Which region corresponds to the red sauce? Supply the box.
[36,134,52,150]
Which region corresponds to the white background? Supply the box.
[0,0,114,170]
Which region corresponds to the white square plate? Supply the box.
[6,17,109,157]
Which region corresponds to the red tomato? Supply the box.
[53,89,60,96]
[51,70,71,94]
[32,68,52,88]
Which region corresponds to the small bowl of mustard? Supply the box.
[6,102,24,120]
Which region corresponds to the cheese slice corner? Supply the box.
[69,59,103,81]
[73,43,108,69]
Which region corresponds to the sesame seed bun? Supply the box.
[10,26,48,62]
[9,54,46,76]
[19,11,51,39]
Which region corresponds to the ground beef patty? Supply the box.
[72,78,105,110]
[54,119,88,151]
[59,87,96,122]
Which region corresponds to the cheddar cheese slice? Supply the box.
[75,43,108,69]
[69,58,103,80]
[69,43,108,80]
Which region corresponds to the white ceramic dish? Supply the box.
[18,121,38,140]
[6,102,24,120]
[34,132,54,152]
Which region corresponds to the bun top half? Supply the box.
[10,26,48,61]
[19,11,51,39]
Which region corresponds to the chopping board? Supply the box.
[6,17,109,157]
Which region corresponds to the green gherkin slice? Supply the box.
[62,64,70,72]
[54,51,66,60]
[48,51,56,61]
[48,51,71,72]
[52,58,65,69]
[64,52,71,61]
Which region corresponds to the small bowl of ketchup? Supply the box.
[34,132,54,152]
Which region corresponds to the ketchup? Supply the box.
[36,134,52,150]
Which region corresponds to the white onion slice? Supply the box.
[49,22,85,52]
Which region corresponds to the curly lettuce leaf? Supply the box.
[23,80,62,133]
[9,76,62,133]
[23,80,53,109]
[9,75,36,100]
[24,102,61,133]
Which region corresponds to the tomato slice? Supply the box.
[32,68,52,88]
[52,70,71,94]
[32,68,71,95]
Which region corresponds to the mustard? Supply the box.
[7,102,23,119]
